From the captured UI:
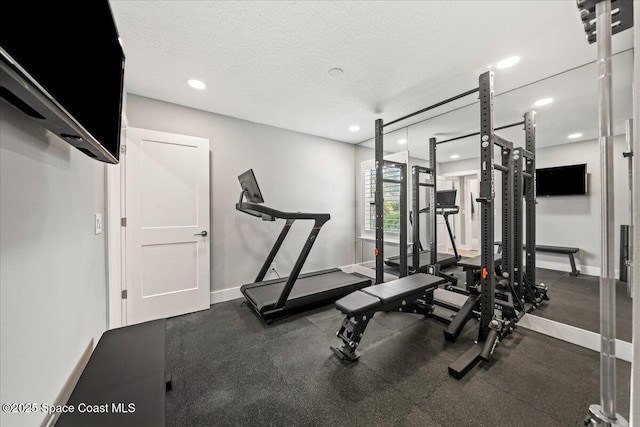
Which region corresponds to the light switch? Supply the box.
[95,213,103,235]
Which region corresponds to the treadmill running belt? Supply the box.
[241,268,372,318]
[384,251,457,270]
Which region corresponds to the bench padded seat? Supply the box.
[495,241,579,254]
[495,241,580,276]
[362,274,442,304]
[535,244,579,254]
[335,291,382,315]
[334,273,444,315]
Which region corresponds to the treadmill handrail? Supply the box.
[236,200,331,311]
[236,202,331,223]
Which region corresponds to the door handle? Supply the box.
[194,230,208,237]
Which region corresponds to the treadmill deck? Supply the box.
[241,268,372,321]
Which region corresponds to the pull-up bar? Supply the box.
[435,120,525,145]
[384,88,479,128]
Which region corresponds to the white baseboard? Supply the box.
[519,315,632,362]
[42,339,94,427]
[210,286,242,305]
[339,264,358,274]
[535,259,620,279]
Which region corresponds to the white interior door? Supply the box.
[124,128,210,325]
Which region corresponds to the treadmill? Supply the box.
[236,169,372,323]
[385,189,460,272]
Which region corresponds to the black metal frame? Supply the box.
[448,71,529,379]
[383,160,408,278]
[370,72,545,380]
[412,164,435,273]
[435,121,525,145]
[513,149,526,305]
[373,91,482,284]
[523,112,538,292]
[236,197,330,310]
[478,71,496,342]
[375,119,384,284]
[521,111,549,304]
[384,88,479,128]
[428,138,438,266]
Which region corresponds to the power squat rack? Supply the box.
[449,72,546,378]
[331,70,548,379]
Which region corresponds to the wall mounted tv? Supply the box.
[536,164,587,196]
[0,1,125,164]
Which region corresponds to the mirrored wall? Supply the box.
[354,48,634,343]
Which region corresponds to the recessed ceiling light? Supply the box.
[568,133,583,139]
[328,68,344,76]
[534,97,553,107]
[349,125,360,132]
[398,139,407,144]
[497,56,520,69]
[188,79,206,90]
[450,154,460,159]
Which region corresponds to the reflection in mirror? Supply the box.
[356,48,633,344]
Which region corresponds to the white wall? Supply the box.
[0,102,108,426]
[439,136,630,275]
[126,95,356,297]
[439,158,477,176]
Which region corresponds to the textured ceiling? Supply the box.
[110,1,634,145]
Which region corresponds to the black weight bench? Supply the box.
[330,273,445,362]
[57,319,168,427]
[495,242,580,276]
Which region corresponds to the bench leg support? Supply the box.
[568,253,580,276]
[331,314,372,363]
[444,295,478,342]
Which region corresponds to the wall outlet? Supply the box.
[266,262,279,280]
[95,213,103,235]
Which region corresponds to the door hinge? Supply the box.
[121,289,128,299]
[120,145,127,154]
[121,217,127,227]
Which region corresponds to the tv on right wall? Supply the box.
[536,163,587,196]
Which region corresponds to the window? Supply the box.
[362,151,408,235]
[363,167,402,232]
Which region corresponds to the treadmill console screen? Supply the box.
[436,190,457,207]
[238,169,265,203]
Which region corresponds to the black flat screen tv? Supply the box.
[0,1,125,163]
[536,164,587,196]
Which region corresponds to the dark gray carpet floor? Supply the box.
[531,268,633,342]
[165,290,631,426]
[403,264,633,342]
